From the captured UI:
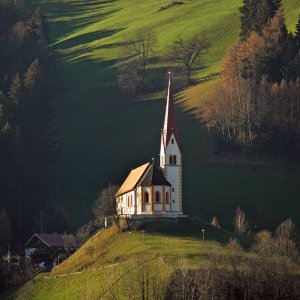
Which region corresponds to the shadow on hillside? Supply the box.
[141,219,251,247]
[50,13,113,43]
[39,0,119,43]
[57,27,123,50]
[53,25,126,62]
[44,0,117,19]
[54,59,118,94]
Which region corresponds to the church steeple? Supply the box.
[162,72,180,150]
[160,72,183,215]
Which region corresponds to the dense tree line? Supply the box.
[240,0,282,39]
[203,2,300,158]
[0,0,58,250]
[165,219,300,300]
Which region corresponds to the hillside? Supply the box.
[26,0,300,230]
[9,222,247,299]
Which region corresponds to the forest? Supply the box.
[0,0,59,252]
[203,1,300,158]
[1,0,300,298]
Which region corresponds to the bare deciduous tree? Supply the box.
[275,218,296,240]
[252,219,298,260]
[226,238,243,251]
[92,183,119,227]
[252,230,274,256]
[76,220,94,243]
[233,206,249,236]
[63,233,78,256]
[275,219,298,259]
[166,32,210,84]
[117,28,156,93]
[165,247,300,299]
[210,216,221,228]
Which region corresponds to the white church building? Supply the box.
[116,75,183,218]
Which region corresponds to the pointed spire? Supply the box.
[162,72,180,149]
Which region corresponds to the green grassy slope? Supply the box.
[10,223,245,299]
[27,0,300,230]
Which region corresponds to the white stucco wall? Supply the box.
[160,133,182,214]
[116,190,136,215]
[117,185,173,216]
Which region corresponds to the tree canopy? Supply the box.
[240,0,282,39]
[0,0,58,244]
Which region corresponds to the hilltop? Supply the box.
[8,219,300,299]
[25,0,300,230]
[9,221,247,299]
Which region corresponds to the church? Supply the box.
[116,74,183,218]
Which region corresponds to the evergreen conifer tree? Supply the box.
[240,0,282,39]
[29,8,49,41]
[7,74,23,127]
[8,74,22,105]
[0,93,6,130]
[24,59,41,90]
[0,209,12,248]
[0,0,57,243]
[295,15,300,49]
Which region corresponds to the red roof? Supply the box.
[162,74,180,149]
[25,233,81,248]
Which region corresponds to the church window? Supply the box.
[173,155,177,165]
[166,192,169,204]
[169,155,173,165]
[155,191,161,203]
[171,138,174,144]
[144,191,149,204]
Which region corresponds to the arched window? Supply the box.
[173,155,177,165]
[166,192,169,204]
[127,196,129,207]
[155,191,161,203]
[171,138,174,144]
[144,191,149,204]
[169,155,173,165]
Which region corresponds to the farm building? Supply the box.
[25,233,81,269]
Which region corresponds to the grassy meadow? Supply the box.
[24,0,300,230]
[9,223,248,299]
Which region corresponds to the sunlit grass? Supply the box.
[12,224,239,299]
[24,0,300,231]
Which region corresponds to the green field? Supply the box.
[8,222,248,299]
[26,0,300,230]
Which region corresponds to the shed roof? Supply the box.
[25,233,81,248]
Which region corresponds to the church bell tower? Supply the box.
[160,73,183,214]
